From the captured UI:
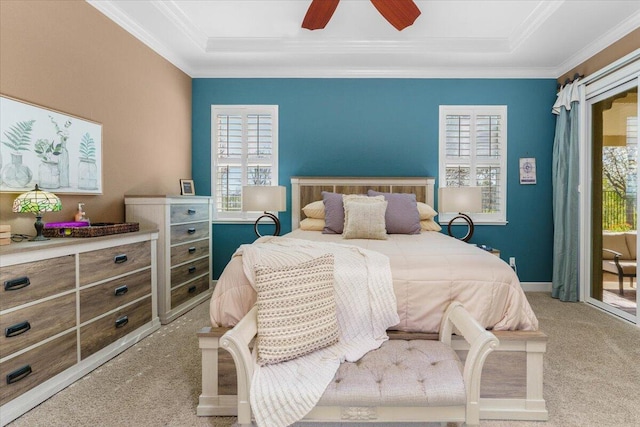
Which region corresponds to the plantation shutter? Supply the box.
[212,106,278,220]
[440,106,507,223]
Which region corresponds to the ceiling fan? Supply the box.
[302,0,421,31]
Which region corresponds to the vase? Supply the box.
[77,158,98,190]
[58,144,69,187]
[39,161,60,189]
[1,153,32,188]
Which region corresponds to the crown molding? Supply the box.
[87,0,195,76]
[189,64,559,79]
[204,37,511,54]
[509,0,565,51]
[151,0,208,51]
[554,10,640,78]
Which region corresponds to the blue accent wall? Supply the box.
[192,78,557,282]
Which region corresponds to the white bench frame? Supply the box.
[220,302,498,426]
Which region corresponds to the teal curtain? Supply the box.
[551,82,580,301]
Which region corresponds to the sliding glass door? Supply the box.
[587,79,638,323]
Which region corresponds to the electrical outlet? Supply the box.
[509,257,516,267]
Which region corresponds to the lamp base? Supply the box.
[30,215,49,241]
[253,212,281,238]
[447,212,474,242]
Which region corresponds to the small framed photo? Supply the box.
[519,158,537,185]
[180,179,195,196]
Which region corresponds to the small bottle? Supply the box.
[75,203,86,222]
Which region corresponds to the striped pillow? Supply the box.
[254,254,339,365]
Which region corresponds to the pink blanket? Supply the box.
[210,230,538,333]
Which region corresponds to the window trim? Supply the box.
[438,105,508,225]
[211,105,279,223]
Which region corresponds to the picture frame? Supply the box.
[0,95,103,194]
[180,179,195,196]
[519,157,537,185]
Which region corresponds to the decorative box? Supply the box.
[43,222,140,238]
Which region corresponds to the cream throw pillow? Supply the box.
[300,217,325,231]
[254,253,339,365]
[302,200,325,219]
[342,195,388,240]
[417,202,438,220]
[420,219,442,232]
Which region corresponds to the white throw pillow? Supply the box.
[254,254,339,365]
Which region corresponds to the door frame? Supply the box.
[579,49,640,325]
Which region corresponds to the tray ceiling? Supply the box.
[87,0,640,78]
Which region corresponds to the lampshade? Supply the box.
[242,186,286,212]
[438,186,482,214]
[13,184,62,241]
[13,184,62,214]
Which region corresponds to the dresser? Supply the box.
[125,196,213,324]
[0,230,160,426]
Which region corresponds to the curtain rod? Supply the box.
[557,72,584,90]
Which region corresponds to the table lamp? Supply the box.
[13,184,62,241]
[438,186,482,242]
[242,185,286,237]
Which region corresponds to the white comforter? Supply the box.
[240,237,399,427]
[210,230,539,332]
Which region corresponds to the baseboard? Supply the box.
[521,282,552,292]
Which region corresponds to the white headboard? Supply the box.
[290,176,436,230]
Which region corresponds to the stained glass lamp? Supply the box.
[13,184,62,241]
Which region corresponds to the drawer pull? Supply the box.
[114,285,129,296]
[5,321,31,338]
[114,254,128,264]
[188,285,197,293]
[4,277,31,291]
[187,209,196,215]
[188,266,196,274]
[188,246,197,254]
[115,316,129,328]
[7,365,32,385]
[187,227,196,234]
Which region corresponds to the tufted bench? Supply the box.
[319,340,465,408]
[222,302,498,426]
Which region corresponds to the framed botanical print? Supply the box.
[0,95,103,194]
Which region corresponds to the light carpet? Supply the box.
[9,292,640,427]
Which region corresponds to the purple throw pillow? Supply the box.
[322,191,344,234]
[367,190,420,234]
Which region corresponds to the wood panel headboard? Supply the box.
[290,176,436,230]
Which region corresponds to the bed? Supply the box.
[197,177,548,421]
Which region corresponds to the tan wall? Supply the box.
[558,28,640,83]
[0,0,192,235]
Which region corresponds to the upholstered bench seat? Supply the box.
[320,340,465,407]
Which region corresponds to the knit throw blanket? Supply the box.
[238,237,399,427]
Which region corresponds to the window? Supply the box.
[438,105,507,224]
[211,105,278,221]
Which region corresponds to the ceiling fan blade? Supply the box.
[302,0,341,30]
[370,0,421,31]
